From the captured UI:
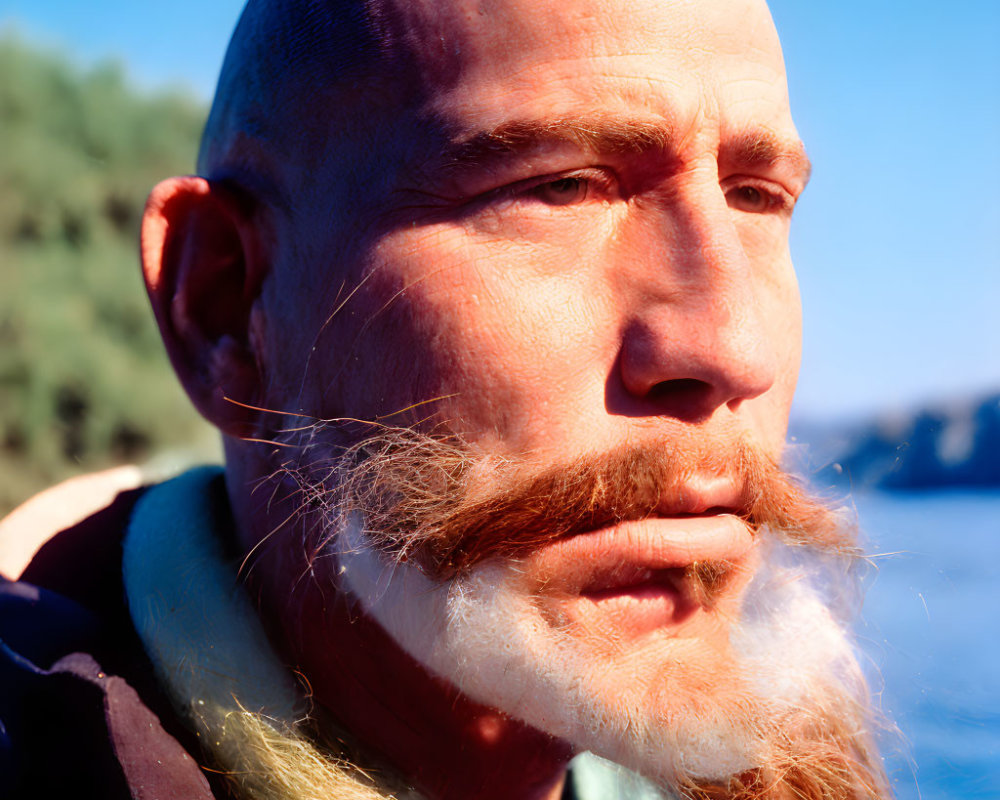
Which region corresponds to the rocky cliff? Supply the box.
[793,392,1000,490]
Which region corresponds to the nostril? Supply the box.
[645,378,716,422]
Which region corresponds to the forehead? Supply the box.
[385,0,792,140]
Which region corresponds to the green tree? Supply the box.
[0,35,218,514]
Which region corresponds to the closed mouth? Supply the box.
[521,512,755,638]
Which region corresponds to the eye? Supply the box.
[726,184,774,213]
[476,168,615,214]
[529,176,589,206]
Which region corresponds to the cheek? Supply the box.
[737,216,801,366]
[770,254,803,384]
[747,251,802,453]
[336,224,616,443]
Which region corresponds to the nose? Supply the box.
[615,191,780,422]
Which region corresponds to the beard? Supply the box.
[270,421,889,799]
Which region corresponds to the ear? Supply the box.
[141,177,268,439]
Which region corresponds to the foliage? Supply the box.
[0,35,218,514]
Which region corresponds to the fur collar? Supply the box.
[121,467,665,800]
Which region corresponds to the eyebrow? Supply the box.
[435,116,811,186]
[726,129,813,186]
[439,117,673,170]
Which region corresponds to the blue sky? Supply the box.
[2,0,997,421]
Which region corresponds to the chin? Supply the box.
[339,518,882,796]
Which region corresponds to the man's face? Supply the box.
[272,0,805,462]
[254,0,851,789]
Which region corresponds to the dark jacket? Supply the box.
[0,485,219,799]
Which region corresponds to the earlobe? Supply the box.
[141,176,267,439]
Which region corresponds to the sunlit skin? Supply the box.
[140,0,810,797]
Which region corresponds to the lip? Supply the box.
[657,474,749,517]
[525,514,753,591]
[521,513,755,638]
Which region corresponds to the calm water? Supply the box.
[853,490,1000,799]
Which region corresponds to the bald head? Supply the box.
[200,0,498,225]
[199,0,382,195]
[198,0,793,243]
